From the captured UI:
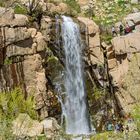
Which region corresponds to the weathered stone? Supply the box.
[47,2,70,14]
[108,59,117,69]
[135,25,140,32]
[112,32,140,55]
[12,113,43,138]
[41,117,60,138]
[78,17,99,34]
[90,46,104,65]
[28,28,37,38]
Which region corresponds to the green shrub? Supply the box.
[0,87,37,120]
[0,88,37,139]
[4,58,12,65]
[63,0,81,14]
[14,4,27,14]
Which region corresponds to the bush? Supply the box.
[0,87,37,120]
[14,4,27,14]
[63,0,81,14]
[0,88,37,139]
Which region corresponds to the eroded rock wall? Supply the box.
[109,32,140,115]
[0,7,49,119]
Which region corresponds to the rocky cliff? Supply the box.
[1,0,140,136]
[0,7,54,120]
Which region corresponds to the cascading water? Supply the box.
[61,16,91,135]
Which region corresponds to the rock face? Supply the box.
[0,7,49,119]
[107,31,140,115]
[12,113,43,138]
[46,2,70,15]
[78,17,103,65]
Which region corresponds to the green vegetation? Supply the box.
[0,88,37,120]
[90,131,140,140]
[0,88,37,139]
[133,105,140,135]
[63,0,81,14]
[14,4,27,14]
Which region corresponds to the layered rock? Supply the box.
[0,7,48,119]
[78,17,103,65]
[107,31,140,115]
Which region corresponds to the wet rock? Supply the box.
[78,17,99,35]
[12,113,43,138]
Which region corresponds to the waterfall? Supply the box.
[61,16,91,135]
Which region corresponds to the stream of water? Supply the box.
[61,16,91,135]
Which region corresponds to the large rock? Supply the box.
[5,27,30,45]
[47,2,70,14]
[124,12,140,24]
[0,7,28,27]
[41,117,60,138]
[112,32,140,55]
[12,113,43,138]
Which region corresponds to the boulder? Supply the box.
[124,12,140,24]
[47,2,70,14]
[112,32,140,55]
[12,113,43,138]
[28,28,37,38]
[35,32,46,52]
[77,17,99,34]
[5,27,30,45]
[58,3,69,14]
[108,59,117,69]
[41,117,60,138]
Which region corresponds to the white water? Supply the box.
[61,16,91,135]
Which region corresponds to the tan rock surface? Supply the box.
[112,32,140,55]
[12,113,43,137]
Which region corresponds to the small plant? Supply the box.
[4,58,12,65]
[0,87,37,120]
[14,4,27,14]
